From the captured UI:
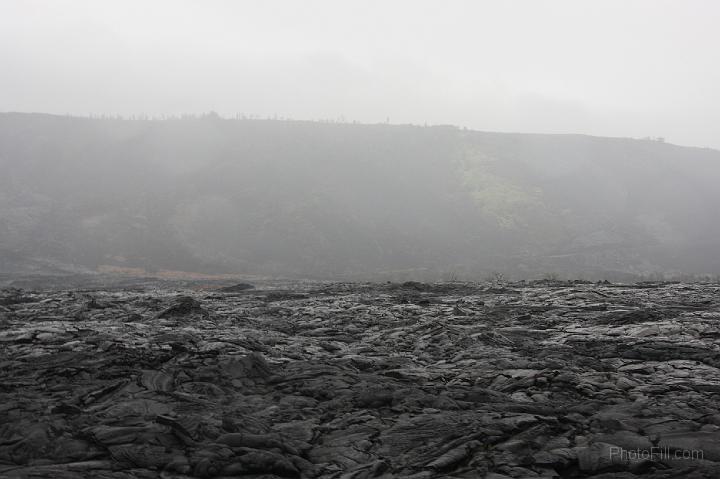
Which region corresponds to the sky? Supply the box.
[1,0,719,148]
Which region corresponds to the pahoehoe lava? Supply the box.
[2,280,720,478]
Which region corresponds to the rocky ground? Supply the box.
[2,280,720,478]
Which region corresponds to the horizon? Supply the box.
[2,0,719,148]
[2,110,713,151]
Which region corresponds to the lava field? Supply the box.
[2,281,720,478]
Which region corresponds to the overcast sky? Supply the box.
[1,0,718,148]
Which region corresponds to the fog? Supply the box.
[1,1,720,282]
[2,0,719,148]
[2,112,720,281]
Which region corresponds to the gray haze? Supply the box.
[2,0,719,148]
[2,113,720,282]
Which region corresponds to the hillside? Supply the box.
[1,112,719,281]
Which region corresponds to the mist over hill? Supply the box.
[1,112,719,281]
